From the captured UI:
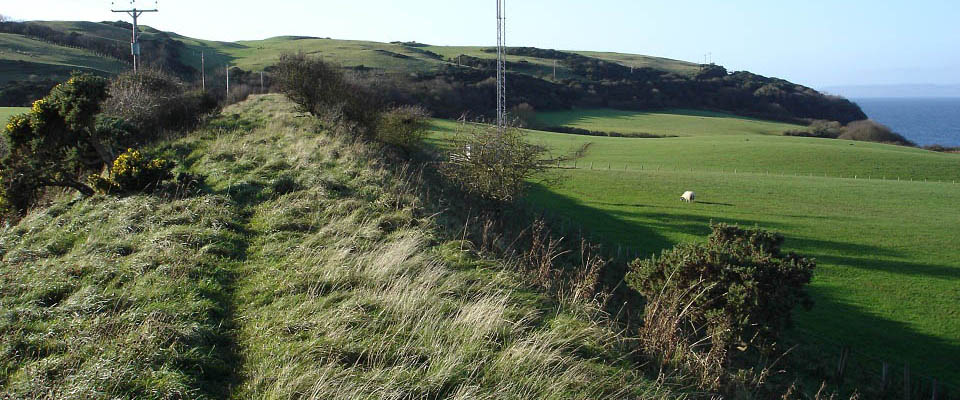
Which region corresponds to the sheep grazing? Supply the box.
[680,191,696,203]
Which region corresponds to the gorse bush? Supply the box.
[784,119,843,138]
[1,73,110,216]
[628,223,815,350]
[88,148,175,194]
[626,224,815,391]
[839,119,914,146]
[441,123,549,202]
[376,105,430,149]
[275,52,381,135]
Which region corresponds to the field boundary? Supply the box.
[549,161,960,184]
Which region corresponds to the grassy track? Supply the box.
[429,113,960,383]
[0,95,676,398]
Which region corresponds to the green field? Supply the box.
[533,108,804,137]
[0,107,29,122]
[430,112,960,383]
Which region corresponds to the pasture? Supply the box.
[0,107,29,122]
[532,108,804,137]
[429,113,960,383]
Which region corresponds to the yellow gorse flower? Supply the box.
[4,115,30,134]
[31,99,46,114]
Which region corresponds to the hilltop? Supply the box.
[0,20,865,123]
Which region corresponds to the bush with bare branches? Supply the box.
[441,122,550,202]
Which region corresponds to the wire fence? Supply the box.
[550,161,960,185]
[788,327,958,399]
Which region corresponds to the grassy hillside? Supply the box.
[0,33,122,82]
[6,21,698,79]
[429,114,960,383]
[0,95,676,398]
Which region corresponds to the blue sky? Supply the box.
[5,0,959,88]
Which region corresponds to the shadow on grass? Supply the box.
[524,183,960,391]
[789,284,960,392]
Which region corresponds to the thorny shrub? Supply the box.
[89,148,175,194]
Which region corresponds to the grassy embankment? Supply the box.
[430,109,960,384]
[0,95,675,399]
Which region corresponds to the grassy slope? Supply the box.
[6,21,699,79]
[0,95,674,398]
[0,33,122,83]
[429,113,960,382]
[0,194,244,398]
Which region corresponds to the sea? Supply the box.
[852,97,960,147]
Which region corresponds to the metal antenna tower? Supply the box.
[111,1,159,73]
[495,0,507,134]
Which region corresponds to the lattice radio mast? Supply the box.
[495,0,507,134]
[111,1,159,73]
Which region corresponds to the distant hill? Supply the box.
[0,20,866,123]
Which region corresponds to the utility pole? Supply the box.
[111,1,159,73]
[226,65,230,94]
[200,51,205,91]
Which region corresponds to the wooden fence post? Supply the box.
[836,346,849,385]
[882,361,890,390]
[905,363,911,400]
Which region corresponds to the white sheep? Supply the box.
[680,191,696,203]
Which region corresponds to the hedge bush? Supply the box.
[376,105,430,149]
[274,52,380,135]
[627,223,815,348]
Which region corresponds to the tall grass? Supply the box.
[0,94,685,398]
[184,95,675,399]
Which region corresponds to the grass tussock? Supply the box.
[195,96,672,399]
[0,194,243,399]
[2,94,678,398]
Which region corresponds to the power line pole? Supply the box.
[111,1,158,73]
[200,51,206,91]
[495,0,507,134]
